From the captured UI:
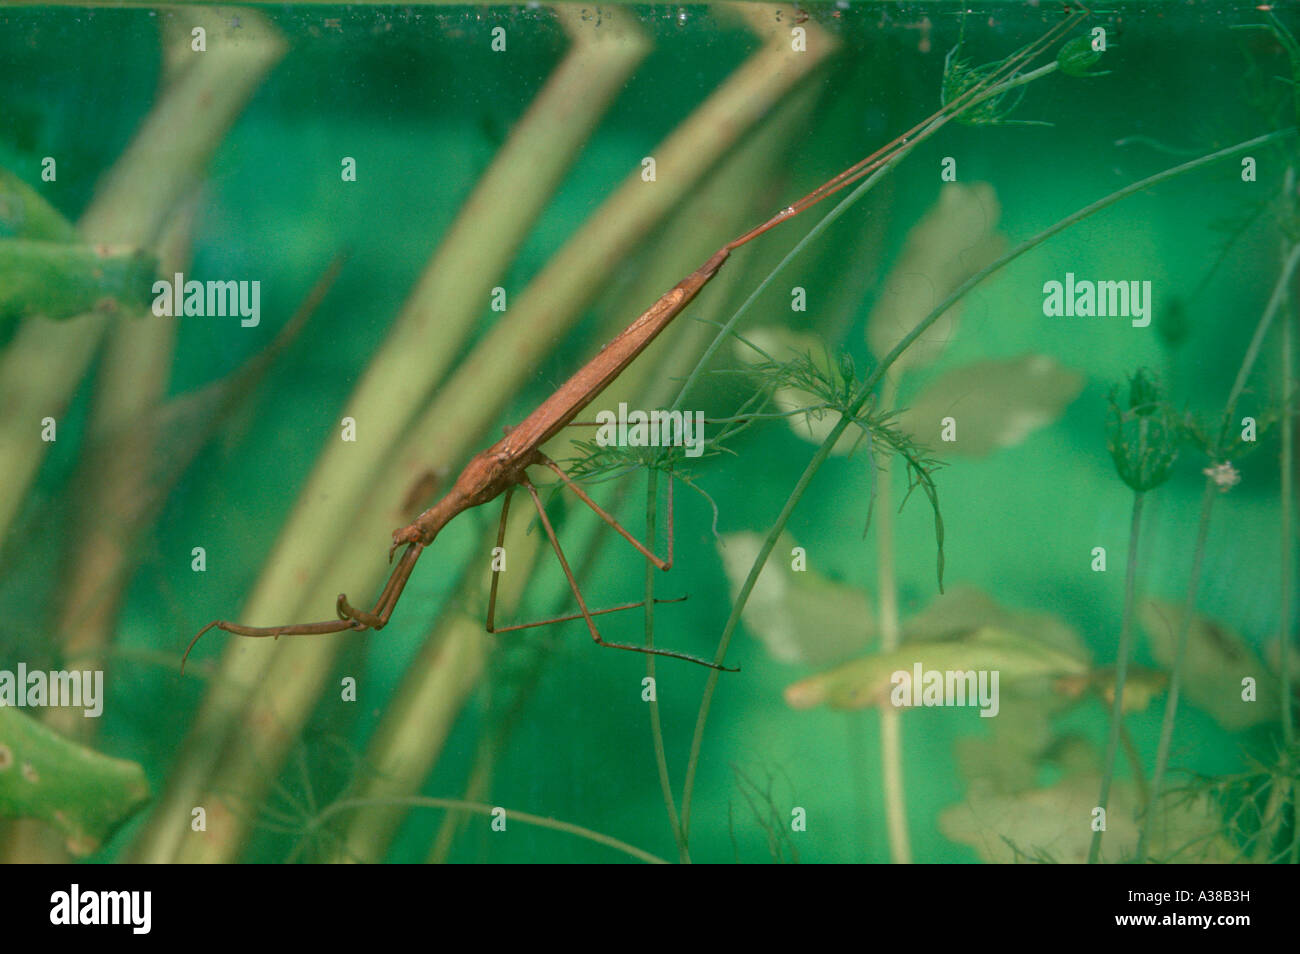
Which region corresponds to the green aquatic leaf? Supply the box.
[897,354,1084,458]
[718,530,874,666]
[866,183,1005,376]
[0,707,150,856]
[0,238,157,327]
[1139,599,1281,729]
[940,776,1231,863]
[954,697,1062,794]
[901,584,1088,661]
[784,625,1089,711]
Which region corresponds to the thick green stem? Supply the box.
[1088,491,1146,865]
[874,372,911,863]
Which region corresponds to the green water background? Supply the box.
[0,2,1293,862]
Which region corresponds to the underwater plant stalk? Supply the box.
[132,8,652,864]
[1136,480,1214,863]
[874,371,912,863]
[329,516,541,863]
[1282,283,1294,750]
[424,495,619,863]
[0,8,284,556]
[642,468,689,862]
[1285,287,1298,865]
[1088,491,1145,865]
[1,197,199,864]
[163,20,838,865]
[677,126,1296,846]
[344,93,804,864]
[1139,240,1300,863]
[425,191,771,865]
[301,796,666,865]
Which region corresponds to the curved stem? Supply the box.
[1282,274,1294,750]
[309,796,667,865]
[1088,490,1146,864]
[1139,239,1300,863]
[875,372,912,863]
[1136,478,1215,863]
[643,469,689,862]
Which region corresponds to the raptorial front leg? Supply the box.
[184,541,427,673]
[182,616,361,673]
[335,541,426,629]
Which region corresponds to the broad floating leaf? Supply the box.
[718,530,874,666]
[0,707,150,856]
[784,625,1089,711]
[942,776,1233,863]
[1139,599,1281,730]
[902,584,1088,661]
[0,239,157,328]
[866,182,1005,376]
[897,354,1084,457]
[941,776,1129,863]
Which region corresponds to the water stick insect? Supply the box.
[185,8,1086,672]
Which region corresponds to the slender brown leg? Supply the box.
[484,484,685,634]
[536,455,672,570]
[484,486,514,633]
[488,598,689,635]
[520,476,736,672]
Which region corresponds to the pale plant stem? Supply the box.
[643,468,688,862]
[1136,478,1215,863]
[303,797,667,865]
[1286,273,1299,865]
[874,372,911,863]
[1279,244,1294,750]
[1120,723,1149,807]
[1089,491,1146,865]
[1138,239,1300,863]
[1252,778,1287,863]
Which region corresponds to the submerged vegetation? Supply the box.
[0,3,1295,865]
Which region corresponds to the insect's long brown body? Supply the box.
[504,247,730,455]
[186,6,1086,670]
[400,247,731,547]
